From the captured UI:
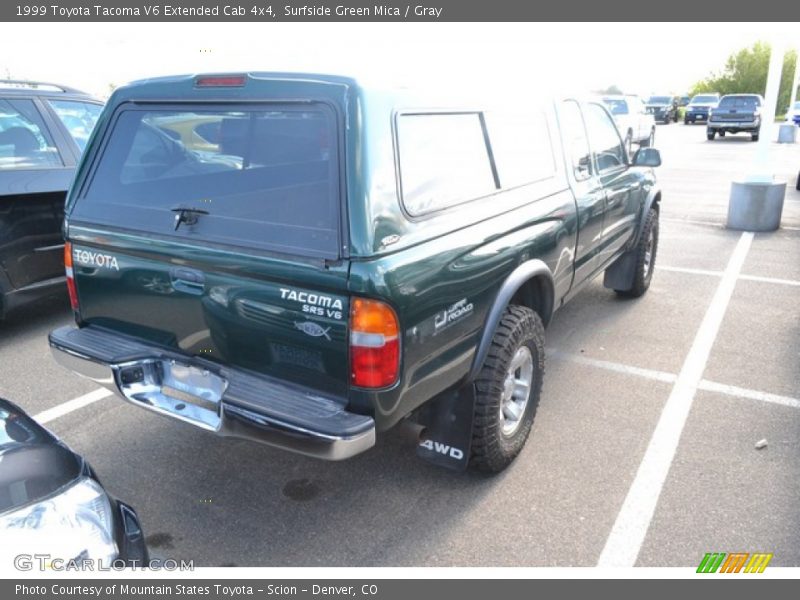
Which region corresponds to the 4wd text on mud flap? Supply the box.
[419,439,464,460]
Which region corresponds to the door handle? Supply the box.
[169,267,205,295]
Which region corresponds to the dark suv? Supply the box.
[0,80,102,319]
[646,95,678,124]
[49,73,662,473]
[707,94,764,141]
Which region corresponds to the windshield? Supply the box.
[691,95,718,104]
[718,96,760,109]
[602,98,628,115]
[648,96,672,105]
[75,104,341,258]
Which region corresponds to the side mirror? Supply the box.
[632,147,661,167]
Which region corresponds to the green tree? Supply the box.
[690,42,797,115]
[597,84,623,95]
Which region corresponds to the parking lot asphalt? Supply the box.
[1,122,798,567]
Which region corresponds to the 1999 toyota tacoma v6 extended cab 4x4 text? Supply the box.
[49,73,662,473]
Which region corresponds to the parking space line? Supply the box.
[658,265,800,288]
[661,217,800,232]
[597,231,753,567]
[548,351,676,384]
[657,265,723,277]
[550,351,800,409]
[739,273,800,287]
[698,380,800,410]
[33,388,112,425]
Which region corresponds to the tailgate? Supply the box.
[66,99,351,397]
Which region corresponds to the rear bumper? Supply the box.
[708,120,759,132]
[49,325,375,460]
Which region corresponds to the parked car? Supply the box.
[601,94,656,154]
[49,73,663,474]
[787,100,800,126]
[645,95,678,124]
[0,80,103,320]
[0,397,147,567]
[678,95,691,107]
[707,94,764,141]
[684,93,720,124]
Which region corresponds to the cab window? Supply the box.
[0,98,62,169]
[558,100,592,181]
[584,103,627,172]
[397,112,497,216]
[48,99,103,152]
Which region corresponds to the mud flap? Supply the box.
[416,383,475,471]
[603,250,636,292]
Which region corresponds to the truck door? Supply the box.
[557,100,606,284]
[583,102,641,266]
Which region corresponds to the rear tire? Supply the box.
[751,131,759,142]
[719,131,726,137]
[614,207,659,298]
[707,130,716,140]
[470,305,545,473]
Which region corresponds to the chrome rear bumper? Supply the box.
[49,326,375,461]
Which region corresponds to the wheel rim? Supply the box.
[499,346,534,436]
[643,227,655,277]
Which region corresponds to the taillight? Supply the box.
[64,241,78,311]
[349,298,399,388]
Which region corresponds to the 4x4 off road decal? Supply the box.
[73,249,120,271]
[434,298,474,333]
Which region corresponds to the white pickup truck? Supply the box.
[601,94,657,156]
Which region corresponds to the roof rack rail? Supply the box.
[0,79,84,94]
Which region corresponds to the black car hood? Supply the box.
[0,398,82,514]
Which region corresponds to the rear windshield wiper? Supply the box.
[171,207,209,231]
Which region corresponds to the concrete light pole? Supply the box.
[727,43,787,231]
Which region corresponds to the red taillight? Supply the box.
[195,75,246,87]
[64,242,78,311]
[349,298,399,388]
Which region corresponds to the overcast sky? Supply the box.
[1,22,797,99]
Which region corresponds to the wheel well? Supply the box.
[509,276,554,327]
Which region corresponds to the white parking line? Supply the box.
[597,231,753,567]
[739,273,800,287]
[658,265,800,287]
[550,351,800,409]
[662,217,800,232]
[33,388,112,425]
[548,351,676,384]
[698,380,800,410]
[657,265,723,277]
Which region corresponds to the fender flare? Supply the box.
[633,185,661,247]
[467,259,554,382]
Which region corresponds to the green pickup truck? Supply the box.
[49,73,662,473]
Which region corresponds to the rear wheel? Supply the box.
[615,207,659,298]
[719,131,726,137]
[707,130,716,141]
[751,131,759,142]
[470,305,545,473]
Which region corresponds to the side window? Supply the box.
[397,113,497,216]
[0,98,62,170]
[48,99,103,153]
[484,109,556,189]
[584,103,627,172]
[558,100,592,181]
